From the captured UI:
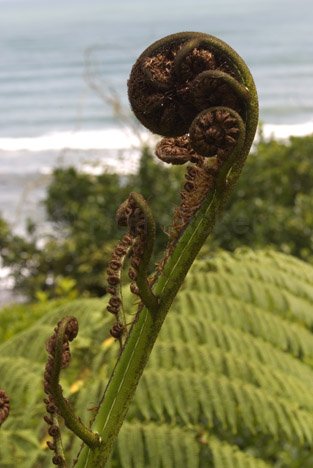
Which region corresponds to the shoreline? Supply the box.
[1,124,313,307]
[0,121,313,154]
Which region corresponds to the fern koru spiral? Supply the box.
[43,317,100,466]
[106,191,157,349]
[44,32,258,468]
[128,31,256,275]
[128,32,247,147]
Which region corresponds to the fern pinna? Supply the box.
[40,32,258,466]
[1,251,313,466]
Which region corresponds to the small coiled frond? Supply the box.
[0,389,10,425]
[106,192,157,347]
[43,316,100,466]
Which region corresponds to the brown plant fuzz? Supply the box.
[189,108,240,158]
[0,389,10,424]
[155,135,200,165]
[43,317,79,467]
[169,159,217,242]
[107,194,151,346]
[128,33,245,137]
[154,157,218,278]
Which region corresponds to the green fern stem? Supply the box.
[128,192,158,311]
[75,32,258,467]
[50,317,101,449]
[51,413,67,468]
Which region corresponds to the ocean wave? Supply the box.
[262,121,313,139]
[0,128,150,152]
[0,267,14,289]
[0,122,312,153]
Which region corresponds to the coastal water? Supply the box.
[0,0,313,299]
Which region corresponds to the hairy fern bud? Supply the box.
[128,31,250,164]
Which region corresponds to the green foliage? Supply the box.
[212,134,313,262]
[1,250,313,467]
[0,300,61,343]
[1,135,313,300]
[0,148,184,300]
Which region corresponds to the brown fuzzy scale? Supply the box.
[128,267,137,281]
[110,322,125,339]
[45,319,78,371]
[154,160,217,278]
[106,286,117,295]
[116,201,133,228]
[109,260,122,271]
[107,305,118,315]
[43,395,66,466]
[48,425,60,437]
[52,455,65,466]
[107,195,151,348]
[0,389,10,424]
[155,135,199,165]
[130,282,140,295]
[127,245,145,298]
[189,108,240,158]
[43,318,78,467]
[47,440,55,450]
[44,397,57,414]
[107,275,120,287]
[107,293,123,316]
[178,48,216,82]
[107,296,122,315]
[142,53,175,88]
[44,415,54,425]
[192,72,242,115]
[130,256,141,269]
[128,40,187,134]
[106,232,134,320]
[128,34,245,138]
[43,317,79,385]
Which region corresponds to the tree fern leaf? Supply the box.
[0,428,42,468]
[185,270,313,330]
[135,369,313,445]
[116,422,270,468]
[210,250,313,309]
[207,435,270,468]
[176,290,313,359]
[0,357,42,408]
[234,249,313,289]
[117,422,201,468]
[0,324,53,361]
[159,313,313,378]
[1,250,313,466]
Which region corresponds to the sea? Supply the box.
[0,0,313,302]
